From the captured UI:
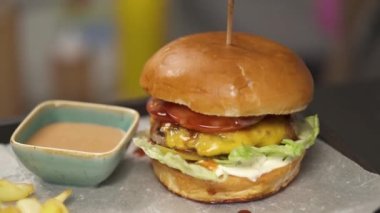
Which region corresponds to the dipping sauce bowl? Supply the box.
[11,100,139,186]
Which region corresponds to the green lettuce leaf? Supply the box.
[133,115,319,180]
[133,137,225,181]
[215,145,265,166]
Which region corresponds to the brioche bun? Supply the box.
[152,154,303,203]
[140,32,313,116]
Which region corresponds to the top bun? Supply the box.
[140,32,314,116]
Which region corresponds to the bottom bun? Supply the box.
[151,155,304,203]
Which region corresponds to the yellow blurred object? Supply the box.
[115,0,166,99]
[51,189,72,203]
[0,180,34,202]
[0,206,20,213]
[41,200,67,213]
[41,189,72,213]
[0,179,72,213]
[16,198,41,213]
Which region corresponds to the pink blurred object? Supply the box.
[315,0,343,40]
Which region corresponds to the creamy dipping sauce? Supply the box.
[27,122,125,153]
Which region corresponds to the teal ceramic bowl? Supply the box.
[11,100,139,186]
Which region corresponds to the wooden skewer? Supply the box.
[226,0,235,45]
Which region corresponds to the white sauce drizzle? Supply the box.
[215,156,290,181]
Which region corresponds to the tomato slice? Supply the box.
[147,98,264,133]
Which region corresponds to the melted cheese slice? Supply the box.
[162,117,292,157]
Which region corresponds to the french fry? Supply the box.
[0,206,20,213]
[0,180,34,202]
[52,190,72,204]
[16,198,41,213]
[0,179,72,213]
[40,189,72,213]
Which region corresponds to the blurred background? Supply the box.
[1,0,379,119]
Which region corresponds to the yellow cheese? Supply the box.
[156,144,207,161]
[163,117,291,157]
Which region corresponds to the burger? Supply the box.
[134,32,319,203]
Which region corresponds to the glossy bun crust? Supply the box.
[140,32,313,116]
[151,154,303,203]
